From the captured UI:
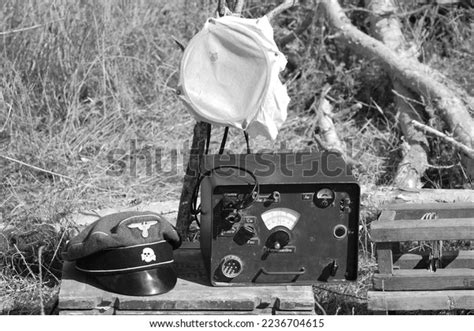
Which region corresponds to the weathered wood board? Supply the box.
[373,269,474,291]
[59,242,315,315]
[370,217,474,242]
[368,290,474,311]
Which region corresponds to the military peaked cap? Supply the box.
[62,211,182,296]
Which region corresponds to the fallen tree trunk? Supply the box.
[393,83,429,189]
[366,0,429,189]
[310,86,361,167]
[312,86,345,152]
[319,0,474,167]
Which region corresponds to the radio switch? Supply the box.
[224,210,241,224]
[243,216,256,224]
[330,260,338,277]
[340,197,352,212]
[269,191,280,202]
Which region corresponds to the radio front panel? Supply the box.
[199,153,360,286]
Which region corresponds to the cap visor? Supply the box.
[94,265,178,296]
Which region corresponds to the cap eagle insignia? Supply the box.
[127,220,158,238]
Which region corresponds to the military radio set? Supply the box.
[197,152,360,286]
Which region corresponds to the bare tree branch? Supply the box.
[312,86,361,167]
[0,154,73,181]
[411,120,474,157]
[266,0,299,22]
[217,0,227,17]
[393,83,429,189]
[0,19,63,36]
[234,0,245,16]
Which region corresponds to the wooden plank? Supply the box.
[59,309,115,315]
[59,245,314,314]
[115,310,272,315]
[384,203,474,221]
[58,262,116,310]
[116,284,314,312]
[394,250,474,270]
[384,202,474,211]
[373,269,474,291]
[370,218,474,242]
[376,242,394,274]
[276,288,317,311]
[274,310,315,315]
[378,210,396,222]
[368,290,474,311]
[115,284,259,311]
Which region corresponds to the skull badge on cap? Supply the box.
[141,247,156,263]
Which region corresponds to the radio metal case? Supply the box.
[199,152,360,286]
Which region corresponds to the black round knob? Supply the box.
[233,224,256,245]
[265,229,290,250]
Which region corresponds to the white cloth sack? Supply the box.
[179,15,290,140]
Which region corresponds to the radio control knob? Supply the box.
[265,229,290,250]
[233,224,256,245]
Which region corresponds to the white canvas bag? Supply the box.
[179,15,290,140]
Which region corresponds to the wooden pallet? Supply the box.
[368,203,474,313]
[59,242,315,315]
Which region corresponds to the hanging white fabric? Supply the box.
[178,15,290,140]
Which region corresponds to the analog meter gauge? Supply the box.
[261,208,301,231]
[314,188,335,208]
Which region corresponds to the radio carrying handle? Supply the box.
[252,267,306,283]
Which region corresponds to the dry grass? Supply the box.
[0,0,472,314]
